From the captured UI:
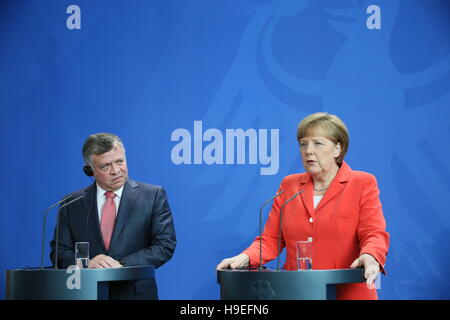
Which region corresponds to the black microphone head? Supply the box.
[83,165,94,177]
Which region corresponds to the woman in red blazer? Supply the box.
[217,112,389,300]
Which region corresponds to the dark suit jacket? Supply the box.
[50,179,177,299]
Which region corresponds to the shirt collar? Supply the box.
[96,183,124,199]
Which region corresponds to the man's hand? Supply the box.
[88,254,122,269]
[350,253,380,289]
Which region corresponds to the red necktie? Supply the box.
[101,191,116,250]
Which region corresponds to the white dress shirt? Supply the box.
[96,184,124,222]
[313,195,323,209]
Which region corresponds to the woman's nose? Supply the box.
[306,144,315,154]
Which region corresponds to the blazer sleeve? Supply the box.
[358,174,390,272]
[242,187,285,268]
[121,186,177,268]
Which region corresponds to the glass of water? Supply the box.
[75,242,89,269]
[296,240,312,270]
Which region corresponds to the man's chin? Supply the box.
[110,177,126,189]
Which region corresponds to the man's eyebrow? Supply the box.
[94,156,124,164]
[95,161,111,166]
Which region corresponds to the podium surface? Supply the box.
[6,266,155,300]
[217,268,365,300]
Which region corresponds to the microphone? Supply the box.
[259,190,284,270]
[53,194,86,269]
[41,195,73,269]
[277,189,304,270]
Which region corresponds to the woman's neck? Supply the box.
[311,164,339,190]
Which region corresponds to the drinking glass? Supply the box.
[296,240,312,270]
[75,242,89,269]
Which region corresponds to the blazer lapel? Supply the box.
[315,162,351,212]
[109,179,139,250]
[299,174,315,218]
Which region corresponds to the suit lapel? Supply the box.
[109,179,139,250]
[83,183,104,250]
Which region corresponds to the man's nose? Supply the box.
[110,163,119,175]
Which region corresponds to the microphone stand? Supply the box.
[277,190,304,270]
[259,190,284,270]
[40,195,72,269]
[53,194,85,269]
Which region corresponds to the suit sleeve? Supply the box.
[242,187,285,268]
[358,174,390,272]
[121,187,177,268]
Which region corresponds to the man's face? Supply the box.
[91,143,128,191]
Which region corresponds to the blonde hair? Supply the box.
[297,112,349,166]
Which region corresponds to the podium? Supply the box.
[217,268,365,300]
[6,266,155,300]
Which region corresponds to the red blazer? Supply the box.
[243,162,389,300]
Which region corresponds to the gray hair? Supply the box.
[82,132,125,165]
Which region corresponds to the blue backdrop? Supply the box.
[1,0,449,300]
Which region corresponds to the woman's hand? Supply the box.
[350,253,380,289]
[216,254,250,270]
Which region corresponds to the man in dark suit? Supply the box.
[50,132,176,299]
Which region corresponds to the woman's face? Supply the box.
[299,128,341,177]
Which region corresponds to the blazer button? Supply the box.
[309,217,313,223]
[308,237,313,242]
